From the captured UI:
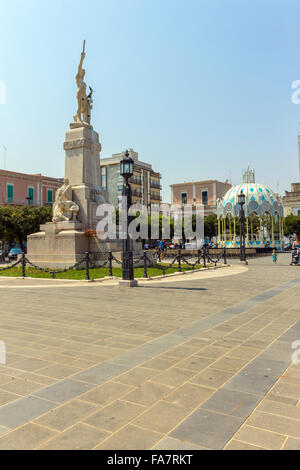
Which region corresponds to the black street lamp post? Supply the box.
[120,150,135,282]
[238,191,247,263]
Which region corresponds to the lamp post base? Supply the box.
[119,280,138,288]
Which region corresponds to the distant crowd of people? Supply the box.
[143,240,221,251]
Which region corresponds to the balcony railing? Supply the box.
[150,181,162,189]
[132,189,142,197]
[150,194,162,201]
[129,176,142,185]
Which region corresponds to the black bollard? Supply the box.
[85,252,90,281]
[108,251,113,277]
[21,252,26,278]
[143,251,148,278]
[178,248,182,272]
[197,249,201,267]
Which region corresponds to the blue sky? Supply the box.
[1,0,300,202]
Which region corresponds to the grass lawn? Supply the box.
[0,263,204,280]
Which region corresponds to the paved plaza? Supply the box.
[0,254,299,449]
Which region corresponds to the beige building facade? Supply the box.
[100,149,161,208]
[170,179,231,216]
[282,130,300,216]
[283,182,300,216]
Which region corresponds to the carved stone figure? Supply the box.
[73,40,93,127]
[52,178,79,223]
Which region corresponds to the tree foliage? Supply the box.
[0,205,52,249]
[204,213,218,239]
[283,214,300,237]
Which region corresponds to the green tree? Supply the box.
[283,214,300,237]
[0,205,52,250]
[204,213,218,239]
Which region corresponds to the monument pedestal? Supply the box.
[63,125,107,229]
[119,280,138,288]
[27,221,148,269]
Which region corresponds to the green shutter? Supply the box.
[28,187,34,204]
[47,190,53,203]
[7,185,13,202]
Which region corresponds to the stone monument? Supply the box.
[27,41,122,268]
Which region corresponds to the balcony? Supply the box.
[150,193,162,202]
[129,176,142,185]
[150,181,162,190]
[132,189,142,198]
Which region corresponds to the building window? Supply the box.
[7,184,13,203]
[47,189,53,204]
[101,167,107,189]
[27,187,34,204]
[202,190,208,205]
[181,192,188,205]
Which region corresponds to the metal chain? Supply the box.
[145,253,177,271]
[89,259,109,269]
[180,257,201,267]
[24,256,86,275]
[205,248,225,265]
[111,255,122,265]
[0,247,225,279]
[0,259,22,272]
[133,255,145,266]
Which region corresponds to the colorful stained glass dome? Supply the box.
[217,167,283,218]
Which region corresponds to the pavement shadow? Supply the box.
[138,286,207,291]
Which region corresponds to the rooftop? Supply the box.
[170,179,231,187]
[0,168,62,182]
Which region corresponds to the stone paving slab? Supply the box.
[0,254,299,448]
[168,319,300,448]
[171,408,244,449]
[0,396,58,428]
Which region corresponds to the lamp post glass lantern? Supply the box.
[120,155,134,180]
[237,192,245,206]
[120,150,134,281]
[238,191,246,262]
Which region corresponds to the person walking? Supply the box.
[159,239,165,260]
[292,235,300,265]
[272,249,278,264]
